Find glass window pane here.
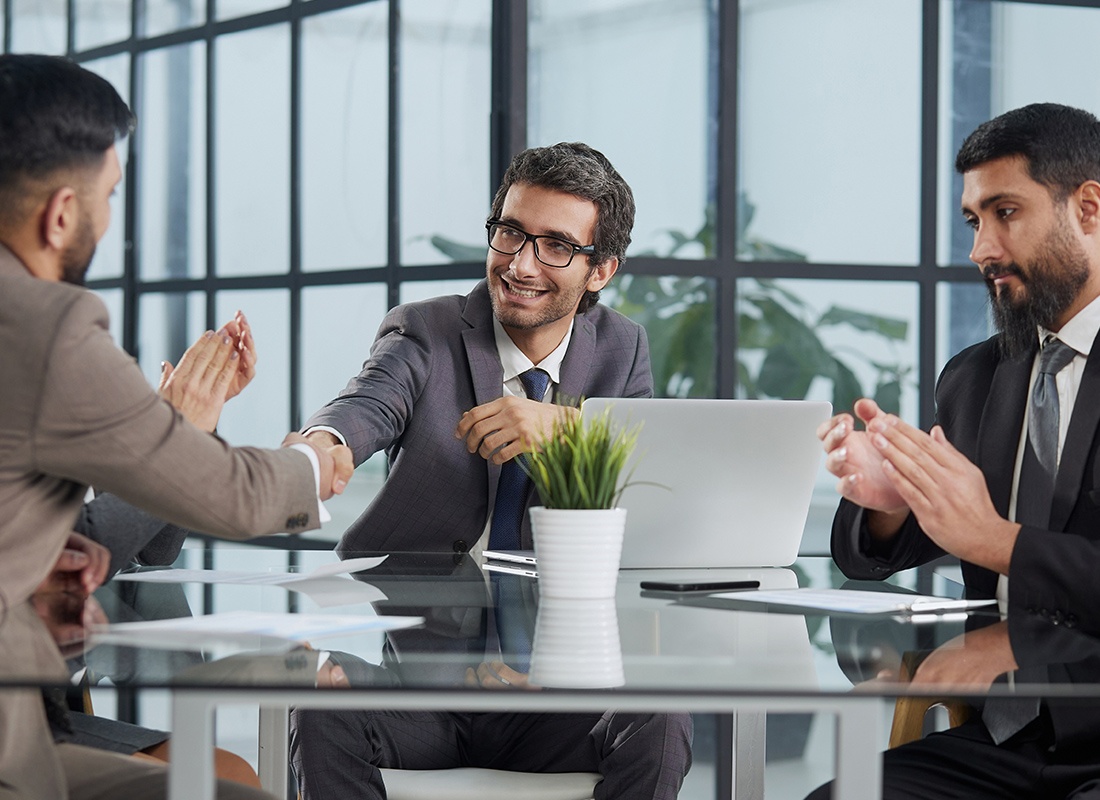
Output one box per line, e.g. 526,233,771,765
143,0,206,38
10,0,65,54
602,275,716,398
301,284,389,543
938,0,1100,266
84,55,130,283
215,25,289,277
737,278,918,420
936,282,993,375
739,278,918,555
137,291,207,388
74,0,130,51
138,43,207,281
301,3,388,272
739,0,922,265
400,0,491,266
529,0,711,260
217,0,286,22
215,290,290,446
399,278,480,306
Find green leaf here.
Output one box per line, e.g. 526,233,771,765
427,235,485,263
874,379,902,415
817,306,908,341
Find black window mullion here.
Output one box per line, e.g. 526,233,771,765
715,0,739,400
386,0,400,309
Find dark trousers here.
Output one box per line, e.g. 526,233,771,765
290,708,693,800
806,718,1100,800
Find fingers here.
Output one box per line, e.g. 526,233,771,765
329,445,353,495
157,360,173,394
454,400,502,450
854,398,884,425
285,433,353,500
65,532,110,594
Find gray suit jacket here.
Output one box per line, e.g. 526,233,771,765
306,280,653,555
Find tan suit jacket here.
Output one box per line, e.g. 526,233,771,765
0,244,315,799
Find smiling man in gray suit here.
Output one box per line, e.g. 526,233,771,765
292,144,692,800
0,53,352,799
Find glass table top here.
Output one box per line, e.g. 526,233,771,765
7,551,1099,704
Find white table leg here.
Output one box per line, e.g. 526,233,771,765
731,711,766,800
171,693,216,800
834,697,883,800
259,706,290,797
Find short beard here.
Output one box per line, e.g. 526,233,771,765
987,220,1090,360
59,214,97,287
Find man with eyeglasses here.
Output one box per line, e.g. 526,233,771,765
292,142,692,800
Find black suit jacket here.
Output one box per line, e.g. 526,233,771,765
832,329,1100,634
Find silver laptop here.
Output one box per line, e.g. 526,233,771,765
580,398,830,568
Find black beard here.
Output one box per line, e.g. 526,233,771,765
987,225,1090,360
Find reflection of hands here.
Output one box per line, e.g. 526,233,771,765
819,399,908,518
910,622,1017,691
455,398,575,465
867,415,1019,573
282,432,353,499
315,662,349,688
464,660,536,690
31,534,110,654
158,312,255,433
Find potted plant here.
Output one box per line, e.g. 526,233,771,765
520,405,641,599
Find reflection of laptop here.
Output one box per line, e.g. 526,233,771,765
483,550,537,566
580,398,830,568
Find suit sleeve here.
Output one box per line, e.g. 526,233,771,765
1009,526,1100,636
33,291,321,540
75,493,190,579
304,303,433,464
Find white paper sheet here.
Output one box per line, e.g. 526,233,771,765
90,610,422,650
110,556,389,606
709,587,996,615
113,555,387,585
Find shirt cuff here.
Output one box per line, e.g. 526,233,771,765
302,425,348,447
287,443,332,524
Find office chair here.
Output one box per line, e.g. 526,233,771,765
888,651,973,748
378,767,599,799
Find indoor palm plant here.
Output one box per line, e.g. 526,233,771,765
520,406,642,599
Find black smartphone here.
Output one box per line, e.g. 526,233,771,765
639,579,760,593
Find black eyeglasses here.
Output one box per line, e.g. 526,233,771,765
485,220,596,268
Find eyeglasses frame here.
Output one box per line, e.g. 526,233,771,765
485,219,597,269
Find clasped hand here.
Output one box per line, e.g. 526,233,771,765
455,397,575,464
31,532,110,655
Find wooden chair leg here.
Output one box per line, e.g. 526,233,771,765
137,741,263,788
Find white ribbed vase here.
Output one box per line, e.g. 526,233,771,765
529,507,627,599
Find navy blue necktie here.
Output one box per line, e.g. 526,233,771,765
983,337,1076,745
490,572,533,671
488,368,551,551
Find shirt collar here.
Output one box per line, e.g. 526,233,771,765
492,317,574,385
1039,292,1100,357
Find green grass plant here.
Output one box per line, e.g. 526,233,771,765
521,406,641,510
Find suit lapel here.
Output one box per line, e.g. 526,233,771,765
978,350,1032,517
556,312,596,406
460,282,506,503
1051,327,1100,531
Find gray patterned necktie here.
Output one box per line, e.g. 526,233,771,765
984,337,1076,745
1015,337,1077,529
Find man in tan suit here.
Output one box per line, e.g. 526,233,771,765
0,53,352,798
